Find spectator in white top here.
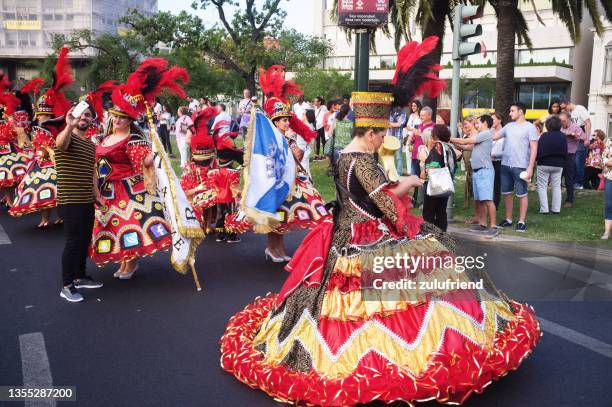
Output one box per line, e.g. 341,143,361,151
187,96,200,113
312,96,328,160
157,105,173,156
563,98,591,190
292,94,311,124
212,103,232,137
492,102,539,233
175,107,193,168
490,112,505,209
238,89,253,136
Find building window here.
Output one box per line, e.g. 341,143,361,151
54,14,63,20
605,43,612,84
516,83,570,110
43,14,52,20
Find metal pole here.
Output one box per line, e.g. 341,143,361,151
448,6,463,222
354,32,360,90
356,29,370,91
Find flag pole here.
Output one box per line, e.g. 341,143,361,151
145,104,202,291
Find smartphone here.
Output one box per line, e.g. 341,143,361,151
71,100,90,119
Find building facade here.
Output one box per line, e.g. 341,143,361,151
314,0,594,118
0,0,157,79
587,19,612,137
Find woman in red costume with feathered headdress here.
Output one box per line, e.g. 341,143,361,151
89,58,187,279
225,66,330,261
0,74,33,206
220,37,540,406
8,48,73,227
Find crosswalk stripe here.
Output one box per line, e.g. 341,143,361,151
521,256,612,291
19,332,55,407
539,317,612,359
0,223,10,245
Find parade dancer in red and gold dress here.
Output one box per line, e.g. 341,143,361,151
220,38,540,406
90,59,187,279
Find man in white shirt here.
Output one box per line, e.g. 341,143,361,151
292,94,311,124
312,96,328,160
238,89,252,136
188,96,200,113
564,99,591,189
212,103,232,137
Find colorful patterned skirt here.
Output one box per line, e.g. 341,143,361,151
9,158,57,216
220,220,541,405
225,173,331,234
0,143,31,188
90,174,172,265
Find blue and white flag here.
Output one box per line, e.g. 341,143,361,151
241,107,295,233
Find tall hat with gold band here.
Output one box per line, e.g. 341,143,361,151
190,106,218,162
34,47,74,117
352,36,446,129
109,58,188,120
259,65,317,143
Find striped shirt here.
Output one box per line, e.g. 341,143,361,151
54,134,96,204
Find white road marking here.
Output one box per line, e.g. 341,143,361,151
539,317,612,359
522,256,612,292
0,223,11,245
19,332,56,407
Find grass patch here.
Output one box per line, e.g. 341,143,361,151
163,135,606,242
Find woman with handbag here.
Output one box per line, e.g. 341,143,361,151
421,124,456,231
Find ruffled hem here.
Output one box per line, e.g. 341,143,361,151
220,294,541,406
9,200,57,217
90,240,171,266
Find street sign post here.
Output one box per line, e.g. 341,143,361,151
338,0,390,91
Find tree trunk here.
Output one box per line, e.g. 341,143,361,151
494,0,518,123
421,0,450,116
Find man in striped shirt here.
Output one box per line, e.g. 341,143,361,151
55,105,103,302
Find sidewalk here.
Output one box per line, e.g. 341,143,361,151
448,226,612,265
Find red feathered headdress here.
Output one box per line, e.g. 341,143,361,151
110,58,189,120
81,80,117,121
190,106,217,152
389,36,446,107
34,47,74,117
259,65,303,121
31,126,56,150
21,77,45,96
0,73,20,117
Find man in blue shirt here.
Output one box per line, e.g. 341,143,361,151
492,102,539,232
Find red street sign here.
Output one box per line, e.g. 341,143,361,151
338,0,389,28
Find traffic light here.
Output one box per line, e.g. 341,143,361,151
452,5,483,60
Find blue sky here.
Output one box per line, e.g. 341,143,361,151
157,0,315,35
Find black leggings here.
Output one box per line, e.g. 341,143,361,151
493,160,502,209
315,128,326,156
423,192,449,232
159,124,172,154
60,203,95,286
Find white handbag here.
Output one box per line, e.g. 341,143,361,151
426,143,455,197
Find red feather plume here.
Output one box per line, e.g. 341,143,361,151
158,66,189,100
389,36,446,107
0,74,11,93
53,47,74,91
259,65,302,103
21,78,45,95
289,113,317,144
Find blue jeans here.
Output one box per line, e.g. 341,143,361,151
575,143,587,186
605,179,612,220
395,134,404,175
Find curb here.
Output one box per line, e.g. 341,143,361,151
448,226,612,264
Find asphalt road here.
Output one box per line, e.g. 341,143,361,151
1,209,611,407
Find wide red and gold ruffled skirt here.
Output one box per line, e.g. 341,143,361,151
0,143,31,188
220,223,541,405
90,174,172,265
9,158,56,216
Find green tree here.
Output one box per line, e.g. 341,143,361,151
51,29,145,88
293,69,354,102
122,1,332,93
